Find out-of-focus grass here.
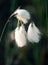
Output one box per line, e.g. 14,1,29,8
0,0,48,65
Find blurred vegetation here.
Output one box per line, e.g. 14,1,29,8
0,0,48,65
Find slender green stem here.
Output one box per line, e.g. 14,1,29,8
17,20,20,27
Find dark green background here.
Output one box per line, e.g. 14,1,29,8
0,0,48,65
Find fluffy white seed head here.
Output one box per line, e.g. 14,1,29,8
11,9,30,24
15,24,27,47
27,22,41,43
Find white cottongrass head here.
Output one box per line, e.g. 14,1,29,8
15,24,27,47
27,22,41,43
11,8,31,24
